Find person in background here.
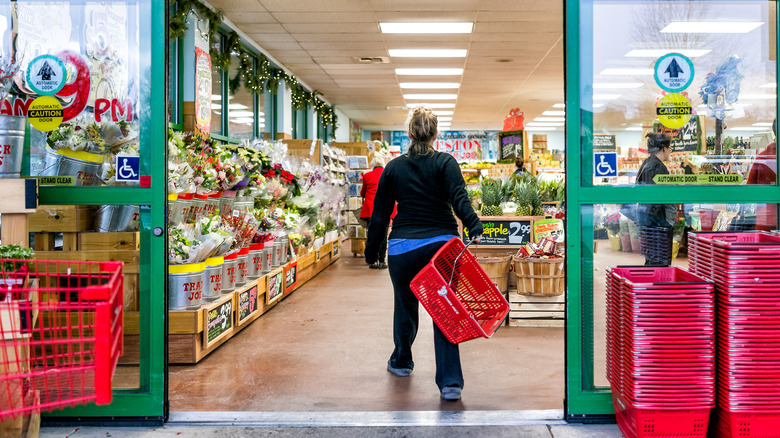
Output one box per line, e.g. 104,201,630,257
636,133,676,266
365,106,483,402
513,157,525,176
747,118,777,231
360,157,389,269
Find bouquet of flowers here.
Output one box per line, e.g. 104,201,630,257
604,212,621,235
0,56,19,102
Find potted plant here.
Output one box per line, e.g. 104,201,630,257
0,56,26,178
604,213,622,251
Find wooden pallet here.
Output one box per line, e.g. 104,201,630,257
506,292,564,327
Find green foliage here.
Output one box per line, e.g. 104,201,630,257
0,244,33,274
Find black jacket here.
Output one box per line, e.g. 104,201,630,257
635,154,676,227
364,151,483,264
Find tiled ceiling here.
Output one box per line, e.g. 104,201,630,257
207,0,564,131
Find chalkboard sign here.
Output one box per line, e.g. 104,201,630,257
332,241,339,257
463,218,533,246
204,297,233,348
237,285,259,326
266,268,284,305
285,261,298,292
654,116,702,153
497,130,523,161
593,134,616,151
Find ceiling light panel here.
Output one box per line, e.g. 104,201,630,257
407,103,456,109
437,117,452,121
380,22,473,34
553,103,566,108
660,21,763,34
526,122,565,127
389,49,467,58
534,117,566,122
433,110,454,116
403,93,458,100
400,82,460,89
543,110,566,116
395,68,464,75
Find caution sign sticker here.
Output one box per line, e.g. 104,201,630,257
656,93,692,129
28,96,64,132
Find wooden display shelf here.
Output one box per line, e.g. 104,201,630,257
166,238,341,364
506,292,565,327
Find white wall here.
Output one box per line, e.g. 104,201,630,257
334,108,350,142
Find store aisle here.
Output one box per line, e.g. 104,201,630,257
169,254,564,412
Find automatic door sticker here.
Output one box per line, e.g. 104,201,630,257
26,54,66,96
656,93,692,129
655,53,694,93
28,96,63,132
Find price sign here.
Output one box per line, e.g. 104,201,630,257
204,297,233,348
332,241,339,257
266,268,284,305
464,219,533,246
237,286,258,326
593,134,616,151
285,261,298,293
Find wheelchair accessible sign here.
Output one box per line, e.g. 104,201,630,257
594,152,618,178
115,155,140,183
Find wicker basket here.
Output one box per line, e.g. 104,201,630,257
512,256,565,296
475,253,512,293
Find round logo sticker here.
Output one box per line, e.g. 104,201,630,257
656,93,692,129
26,54,67,96
28,96,64,132
654,53,694,93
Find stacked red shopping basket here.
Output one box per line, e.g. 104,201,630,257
606,266,716,438
689,231,780,437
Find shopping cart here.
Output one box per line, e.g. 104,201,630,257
0,259,123,421
409,237,509,344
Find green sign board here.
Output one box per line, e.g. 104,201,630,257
38,176,75,186
653,174,744,185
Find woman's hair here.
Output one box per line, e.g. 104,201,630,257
646,133,671,154
406,106,437,156
515,157,524,168
370,156,385,168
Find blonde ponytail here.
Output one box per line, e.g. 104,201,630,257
406,106,438,156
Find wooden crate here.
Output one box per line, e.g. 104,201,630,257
507,292,564,327
79,232,140,251
31,250,140,274
27,205,96,233
283,139,321,164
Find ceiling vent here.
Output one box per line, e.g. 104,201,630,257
354,56,389,64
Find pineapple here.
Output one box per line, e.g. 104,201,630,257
514,182,533,216
530,189,545,216
480,179,503,216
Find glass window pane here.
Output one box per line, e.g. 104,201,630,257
168,39,178,124
582,1,777,187
584,202,778,389
210,36,223,135
227,55,254,140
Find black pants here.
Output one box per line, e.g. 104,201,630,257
365,218,388,263
387,240,463,390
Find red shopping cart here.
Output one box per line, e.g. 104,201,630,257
0,259,124,421
409,237,509,344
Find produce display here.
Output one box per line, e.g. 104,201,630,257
470,174,565,219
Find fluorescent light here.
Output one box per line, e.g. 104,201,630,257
395,68,463,76
439,122,452,127
524,126,558,131
230,117,254,124
403,93,458,100
729,127,765,131
438,117,452,121
739,93,777,99
592,103,604,108
593,94,621,100
433,110,454,116
593,83,643,89
600,68,654,76
380,22,473,34
761,83,776,88
438,127,451,131
389,49,467,58
534,117,566,122
228,103,249,110
753,122,774,127
211,95,222,101
625,127,644,131
229,110,254,117
625,49,711,58
526,122,565,127
660,21,763,34
543,110,566,116
553,103,566,108
407,103,456,109
400,82,460,89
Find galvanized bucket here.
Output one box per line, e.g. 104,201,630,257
204,193,221,218
168,262,205,310
247,244,264,279
202,257,224,302
219,191,236,218
279,235,289,264
38,146,63,177
56,149,103,186
176,193,194,224
0,116,26,178
167,194,180,224
94,204,141,232
271,240,281,267
261,246,272,274
191,195,208,222
235,247,250,286
221,254,239,293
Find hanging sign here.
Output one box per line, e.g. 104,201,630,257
27,96,63,132
655,53,694,93
463,219,533,246
656,93,692,129
204,297,233,348
26,55,66,96
195,47,212,134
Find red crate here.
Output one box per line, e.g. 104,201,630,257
715,409,780,438
409,238,509,344
613,391,712,438
0,259,123,420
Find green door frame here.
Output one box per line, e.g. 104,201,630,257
564,0,780,421
41,0,167,423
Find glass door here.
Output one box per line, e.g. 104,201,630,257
565,0,780,419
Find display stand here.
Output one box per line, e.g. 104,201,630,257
167,238,341,364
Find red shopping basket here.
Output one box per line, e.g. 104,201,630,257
0,259,123,420
409,237,509,344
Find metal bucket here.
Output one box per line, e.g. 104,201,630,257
57,149,103,186
202,257,224,302
176,193,194,224
261,246,272,274
235,247,250,286
247,244,264,279
168,262,205,310
38,146,63,177
0,116,26,178
191,194,208,222
232,200,253,218
219,191,236,218
271,240,281,267
221,254,238,292
279,235,289,264
167,193,180,224
94,204,140,232
204,193,221,218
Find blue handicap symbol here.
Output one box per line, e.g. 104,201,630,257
116,155,140,182
594,152,618,177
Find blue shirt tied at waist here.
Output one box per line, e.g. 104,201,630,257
387,235,458,256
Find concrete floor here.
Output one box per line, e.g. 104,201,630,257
168,254,565,412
